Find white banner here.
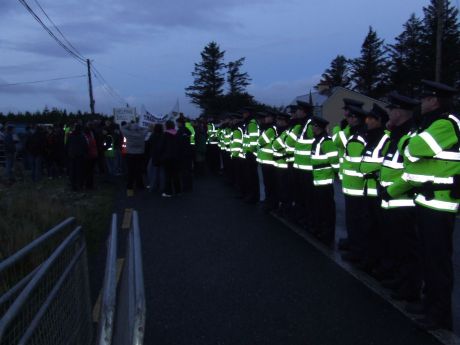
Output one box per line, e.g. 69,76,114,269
113,107,136,124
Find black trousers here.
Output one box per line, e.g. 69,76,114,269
69,156,84,191
344,195,366,257
84,158,97,189
275,167,290,211
163,160,181,195
416,205,456,328
382,207,421,294
361,196,385,265
180,156,193,192
207,144,220,173
292,169,314,224
261,163,276,208
126,154,145,190
243,154,260,201
312,184,336,244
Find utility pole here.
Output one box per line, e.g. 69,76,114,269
87,59,95,114
435,0,444,82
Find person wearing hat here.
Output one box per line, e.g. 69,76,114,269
355,103,391,273
272,112,292,215
385,80,459,330
340,105,369,262
291,100,315,226
310,116,339,246
256,111,278,212
377,92,422,302
240,106,260,203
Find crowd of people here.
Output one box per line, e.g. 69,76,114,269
205,79,459,332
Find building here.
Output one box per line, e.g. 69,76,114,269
292,86,387,129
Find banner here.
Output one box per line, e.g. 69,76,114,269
113,107,136,124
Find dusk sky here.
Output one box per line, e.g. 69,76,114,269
0,0,430,117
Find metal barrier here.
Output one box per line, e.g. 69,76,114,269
97,210,146,345
0,226,93,345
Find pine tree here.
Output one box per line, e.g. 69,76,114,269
227,57,252,95
317,55,351,89
420,0,460,86
351,27,389,98
185,41,226,113
388,14,425,96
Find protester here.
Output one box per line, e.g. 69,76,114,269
121,120,148,192
147,123,164,192
160,120,181,197
67,124,88,191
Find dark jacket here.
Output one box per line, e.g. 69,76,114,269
148,133,164,166
160,130,179,162
67,131,88,159
176,126,192,158
26,129,47,156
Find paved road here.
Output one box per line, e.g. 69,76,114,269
120,176,442,345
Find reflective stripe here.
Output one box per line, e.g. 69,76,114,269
327,151,338,158
260,148,274,153
233,139,243,144
314,166,333,171
419,132,443,154
383,159,404,169
404,146,420,163
274,162,288,169
286,157,295,162
342,188,364,196
339,131,348,147
261,132,270,144
331,163,340,169
288,132,298,141
372,134,390,159
415,195,458,212
342,169,364,177
297,138,314,144
332,133,338,141
366,188,378,196
362,156,384,163
380,181,393,187
258,159,275,165
314,179,334,186
381,199,415,208
402,173,454,184
294,164,313,170
344,156,362,163
276,137,286,148
434,151,460,161
295,150,311,156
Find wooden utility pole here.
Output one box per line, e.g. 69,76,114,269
87,59,95,114
435,0,444,82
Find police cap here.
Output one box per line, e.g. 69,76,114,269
421,80,458,99
347,105,368,118
296,100,313,112
367,103,389,124
343,98,364,110
311,116,329,129
387,91,420,110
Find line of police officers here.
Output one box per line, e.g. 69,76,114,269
206,80,459,331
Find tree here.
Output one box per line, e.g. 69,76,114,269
388,14,425,96
351,27,389,98
227,57,252,95
185,41,226,114
420,0,460,87
317,55,351,90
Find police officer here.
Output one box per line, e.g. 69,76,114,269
386,80,459,330
241,107,260,203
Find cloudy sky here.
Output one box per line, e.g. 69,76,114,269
0,0,429,117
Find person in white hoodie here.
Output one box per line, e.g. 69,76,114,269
121,120,148,191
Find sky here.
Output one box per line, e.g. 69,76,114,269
0,0,432,117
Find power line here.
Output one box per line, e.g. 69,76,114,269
17,0,86,65
0,75,86,87
91,65,126,104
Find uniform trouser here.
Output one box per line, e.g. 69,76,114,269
222,151,230,176
292,169,314,224
416,205,456,328
344,195,366,258
275,167,290,211
312,184,336,243
243,154,260,201
362,196,384,265
261,163,276,208
382,207,422,294
235,157,246,193
207,144,220,173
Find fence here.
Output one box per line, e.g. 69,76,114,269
97,210,146,345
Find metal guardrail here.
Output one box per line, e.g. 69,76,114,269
98,210,146,345
0,226,93,345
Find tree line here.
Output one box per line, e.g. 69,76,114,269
187,0,460,117
0,107,107,124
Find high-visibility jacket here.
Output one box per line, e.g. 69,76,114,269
186,121,195,146
103,134,115,158
230,127,245,159
293,119,314,171
222,128,232,152
332,125,351,180
388,112,460,213
272,128,290,169
207,123,218,145
380,121,416,209
242,118,260,157
359,129,390,197
257,125,277,165
311,134,339,186
342,127,367,196
285,122,303,163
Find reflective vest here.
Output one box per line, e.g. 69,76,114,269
230,127,245,159
332,125,351,180
389,113,460,213
242,118,260,156
342,131,366,196
186,122,195,145
272,128,290,169
311,135,339,186
293,119,314,171
207,123,218,145
122,136,127,155
222,128,233,152
359,130,390,197
257,126,277,165
285,123,302,163
104,134,115,158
